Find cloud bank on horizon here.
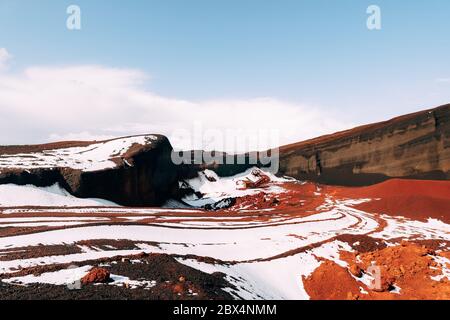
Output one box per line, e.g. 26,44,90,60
0,48,351,152
0,48,12,71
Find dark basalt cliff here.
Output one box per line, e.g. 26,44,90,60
70,136,179,206
0,135,179,206
277,104,450,185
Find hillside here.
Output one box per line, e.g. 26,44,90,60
278,104,450,185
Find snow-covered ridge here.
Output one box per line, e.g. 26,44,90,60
0,135,159,172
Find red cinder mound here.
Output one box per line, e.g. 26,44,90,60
81,267,111,285
332,179,450,223
304,242,450,300
303,260,362,300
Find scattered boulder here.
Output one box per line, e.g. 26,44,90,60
81,267,111,285
173,283,185,295
137,252,148,258
346,291,359,300
349,264,362,278
203,197,236,211
204,174,217,182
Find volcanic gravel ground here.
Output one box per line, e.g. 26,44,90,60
0,178,449,300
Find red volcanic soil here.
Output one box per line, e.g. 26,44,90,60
328,179,450,223
229,181,330,218
232,178,450,225
304,242,450,300
303,260,363,300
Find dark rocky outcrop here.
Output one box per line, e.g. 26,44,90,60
278,104,450,185
0,135,179,206
67,136,179,206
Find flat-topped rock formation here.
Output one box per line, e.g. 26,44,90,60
0,135,178,206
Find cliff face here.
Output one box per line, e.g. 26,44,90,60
68,137,179,206
278,104,450,185
0,135,179,206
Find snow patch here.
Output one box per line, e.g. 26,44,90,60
0,183,118,207
2,265,92,286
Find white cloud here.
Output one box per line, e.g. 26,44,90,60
0,48,12,71
48,131,115,142
436,78,450,83
0,63,352,152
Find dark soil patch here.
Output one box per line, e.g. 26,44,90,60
0,253,234,300
0,240,159,262
0,244,82,261
335,234,388,253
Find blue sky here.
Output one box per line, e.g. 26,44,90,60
0,0,449,148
